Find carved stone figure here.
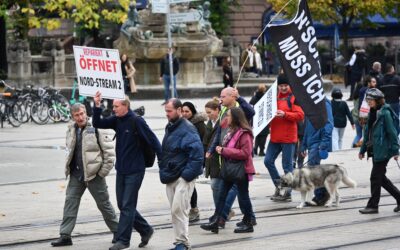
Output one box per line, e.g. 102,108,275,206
120,2,140,42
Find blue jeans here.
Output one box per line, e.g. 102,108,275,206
307,145,327,200
264,142,295,187
163,74,178,101
352,119,363,146
214,179,254,222
115,171,152,245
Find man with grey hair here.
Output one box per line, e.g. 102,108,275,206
93,91,162,250
369,61,383,85
51,103,118,247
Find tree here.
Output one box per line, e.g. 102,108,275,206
267,0,399,60
200,0,240,36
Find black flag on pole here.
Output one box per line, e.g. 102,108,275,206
267,0,327,129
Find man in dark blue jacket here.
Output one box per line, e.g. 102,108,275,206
159,98,203,250
93,91,162,250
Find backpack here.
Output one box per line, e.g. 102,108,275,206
115,116,156,168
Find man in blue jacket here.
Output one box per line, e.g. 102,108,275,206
159,98,203,250
301,98,334,206
93,91,162,250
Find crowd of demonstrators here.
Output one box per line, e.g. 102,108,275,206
49,61,400,249
182,101,207,223
249,84,269,156
358,88,400,214
264,74,304,202
92,92,162,250
222,56,234,88
201,107,256,234
331,88,354,151
160,48,180,105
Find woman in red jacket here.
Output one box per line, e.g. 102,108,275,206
200,107,256,234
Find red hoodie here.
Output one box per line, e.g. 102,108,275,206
270,89,304,143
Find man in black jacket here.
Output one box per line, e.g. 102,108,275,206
160,48,179,104
379,64,400,118
93,91,162,250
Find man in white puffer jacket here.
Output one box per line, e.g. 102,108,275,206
51,103,118,247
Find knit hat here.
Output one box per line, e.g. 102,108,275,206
182,101,197,115
277,74,289,85
331,88,343,99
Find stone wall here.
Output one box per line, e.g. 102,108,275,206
227,0,271,49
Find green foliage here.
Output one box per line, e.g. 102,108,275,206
202,0,240,36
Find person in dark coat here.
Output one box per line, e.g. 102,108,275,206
378,64,400,118
331,88,355,151
359,88,400,214
222,56,234,88
182,101,207,223
93,92,162,250
160,98,203,250
249,84,269,156
160,48,179,104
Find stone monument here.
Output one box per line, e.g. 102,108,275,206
114,1,223,85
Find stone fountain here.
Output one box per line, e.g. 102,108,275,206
114,1,224,86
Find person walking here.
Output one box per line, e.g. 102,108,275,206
369,61,383,86
300,98,334,206
51,103,118,247
160,48,179,104
331,88,355,151
222,56,234,88
93,92,162,250
249,84,269,156
358,88,400,214
200,107,256,234
264,74,304,202
182,101,207,223
159,98,204,250
206,87,256,227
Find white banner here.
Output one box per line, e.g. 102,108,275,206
253,82,277,137
73,46,125,100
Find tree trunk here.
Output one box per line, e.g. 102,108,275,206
0,16,7,79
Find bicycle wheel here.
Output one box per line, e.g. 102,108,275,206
7,105,21,127
48,107,62,122
31,101,49,125
10,102,25,125
14,101,30,123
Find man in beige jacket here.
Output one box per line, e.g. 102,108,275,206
51,103,118,247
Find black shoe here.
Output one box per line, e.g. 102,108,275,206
234,224,254,233
51,236,72,247
138,228,154,248
200,220,219,234
359,207,379,214
218,218,225,229
236,218,257,227
259,152,265,156
112,232,117,244
394,205,400,213
109,242,130,250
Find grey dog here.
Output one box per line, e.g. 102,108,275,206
279,164,357,209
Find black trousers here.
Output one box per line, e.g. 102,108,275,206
367,159,400,208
